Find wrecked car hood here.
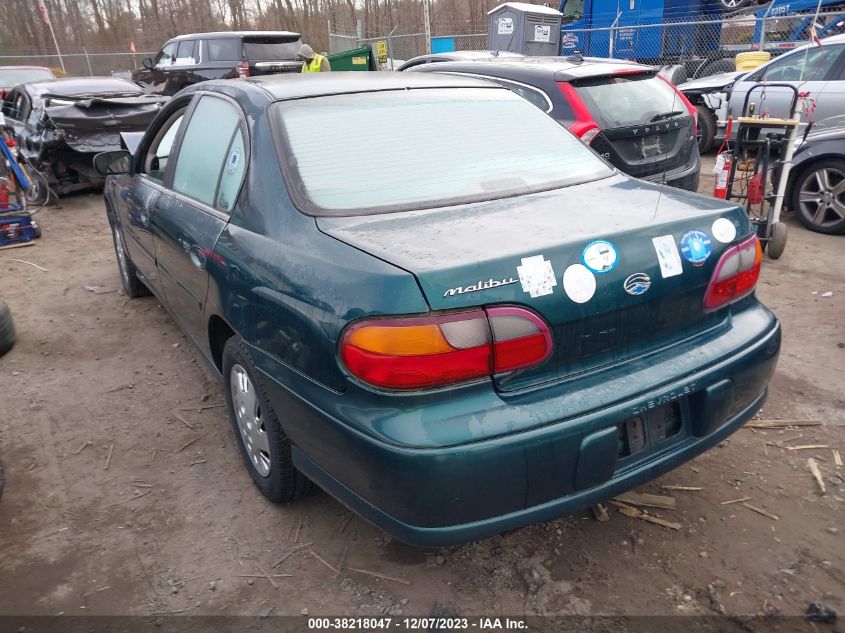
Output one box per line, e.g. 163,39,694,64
679,71,745,94
43,94,168,153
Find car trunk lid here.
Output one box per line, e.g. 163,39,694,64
566,71,696,180
243,35,303,75
318,175,752,392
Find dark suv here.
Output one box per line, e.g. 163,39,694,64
132,31,303,95
408,56,701,191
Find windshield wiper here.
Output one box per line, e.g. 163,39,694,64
648,110,685,122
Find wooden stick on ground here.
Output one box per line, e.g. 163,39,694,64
661,485,703,491
591,503,611,522
177,433,208,453
348,567,411,585
104,443,114,470
610,501,681,530
786,444,830,451
741,502,779,521
745,420,820,429
256,564,279,589
613,492,676,510
173,412,196,430
73,440,92,455
720,497,751,505
808,458,826,494
8,258,48,272
832,450,842,468
308,549,340,575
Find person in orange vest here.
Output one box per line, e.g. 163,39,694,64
298,44,331,73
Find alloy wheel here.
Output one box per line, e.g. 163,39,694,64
798,167,845,230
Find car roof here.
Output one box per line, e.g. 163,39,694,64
0,65,54,71
23,77,143,96
408,50,525,63
168,31,300,41
409,55,655,81
244,72,502,100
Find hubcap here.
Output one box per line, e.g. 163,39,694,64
798,167,845,229
230,364,271,477
113,226,131,287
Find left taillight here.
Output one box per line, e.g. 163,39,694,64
657,74,697,137
237,61,250,78
703,235,762,311
339,306,553,391
557,81,601,146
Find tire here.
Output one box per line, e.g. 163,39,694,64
31,219,42,239
0,300,16,358
110,223,150,298
222,336,312,503
719,0,752,10
696,105,717,154
23,169,49,206
700,58,736,77
767,222,787,259
791,159,845,235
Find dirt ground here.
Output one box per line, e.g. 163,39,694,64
1,156,843,625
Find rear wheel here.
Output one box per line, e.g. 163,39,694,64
0,299,16,358
767,222,787,259
696,105,717,154
222,336,312,503
792,159,845,235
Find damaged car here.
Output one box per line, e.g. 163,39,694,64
1,77,168,204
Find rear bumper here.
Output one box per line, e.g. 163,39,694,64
639,148,701,192
255,305,780,547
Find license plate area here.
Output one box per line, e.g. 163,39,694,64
617,401,684,460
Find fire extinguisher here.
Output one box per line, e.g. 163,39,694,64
713,117,733,200
713,152,731,199
0,180,11,210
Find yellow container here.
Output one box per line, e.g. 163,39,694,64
735,51,771,72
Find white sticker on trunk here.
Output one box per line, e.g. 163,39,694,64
562,264,596,304
652,235,683,278
711,217,737,243
517,255,557,298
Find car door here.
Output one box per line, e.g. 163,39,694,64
728,44,845,120
115,105,187,294
153,93,247,346
164,39,200,94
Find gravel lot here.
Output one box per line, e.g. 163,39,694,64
1,156,843,623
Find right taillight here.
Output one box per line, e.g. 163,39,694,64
339,306,553,391
237,61,250,78
557,81,601,145
703,235,762,311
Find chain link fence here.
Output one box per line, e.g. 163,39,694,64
0,50,156,78
330,8,844,74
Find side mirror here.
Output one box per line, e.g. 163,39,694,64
94,150,131,175
142,57,154,70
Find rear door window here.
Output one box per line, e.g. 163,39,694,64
572,73,683,129
175,40,198,65
243,37,301,60
172,95,244,209
207,38,242,62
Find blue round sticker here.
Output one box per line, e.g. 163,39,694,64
581,240,618,274
679,230,712,266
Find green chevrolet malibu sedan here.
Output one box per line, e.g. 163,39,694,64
95,73,780,546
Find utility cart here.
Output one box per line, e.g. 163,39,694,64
725,83,804,260
0,112,40,249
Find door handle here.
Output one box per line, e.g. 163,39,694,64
189,244,207,270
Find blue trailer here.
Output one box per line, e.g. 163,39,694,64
559,0,845,78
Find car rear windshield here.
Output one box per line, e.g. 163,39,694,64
0,68,54,88
270,88,614,215
573,72,685,129
243,37,301,60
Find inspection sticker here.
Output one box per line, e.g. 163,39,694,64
581,240,618,274
679,229,713,266
226,148,241,174
652,235,683,278
562,264,596,304
516,255,557,298
711,217,737,243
